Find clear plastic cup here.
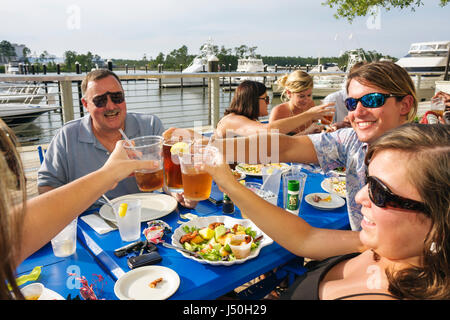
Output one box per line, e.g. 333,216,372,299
282,165,307,214
179,145,217,201
114,199,142,242
20,283,52,300
51,218,77,257
124,135,164,192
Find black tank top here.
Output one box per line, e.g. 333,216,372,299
281,253,397,300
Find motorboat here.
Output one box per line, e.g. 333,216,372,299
0,104,60,127
0,83,45,104
4,61,22,74
396,41,450,73
232,55,270,85
236,56,265,73
160,39,222,88
272,50,365,97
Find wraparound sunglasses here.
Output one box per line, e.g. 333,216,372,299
91,91,125,108
367,175,430,215
345,93,405,111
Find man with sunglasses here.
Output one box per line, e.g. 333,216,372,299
214,61,417,230
37,69,196,209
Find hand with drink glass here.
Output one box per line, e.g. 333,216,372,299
102,140,166,190
304,102,335,126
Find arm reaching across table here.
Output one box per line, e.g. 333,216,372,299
201,157,365,261
16,140,160,266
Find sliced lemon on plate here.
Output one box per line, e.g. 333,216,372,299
118,203,128,218
170,142,190,155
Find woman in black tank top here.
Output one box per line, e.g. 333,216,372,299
207,124,449,300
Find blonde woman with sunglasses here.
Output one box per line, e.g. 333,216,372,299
206,123,449,300
215,80,334,138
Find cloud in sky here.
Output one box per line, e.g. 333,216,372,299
1,0,449,60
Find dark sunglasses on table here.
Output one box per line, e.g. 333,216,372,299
259,96,270,104
91,91,125,108
366,175,430,215
345,93,405,111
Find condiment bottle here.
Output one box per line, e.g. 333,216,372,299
286,180,300,215
222,193,235,214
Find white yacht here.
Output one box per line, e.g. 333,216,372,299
236,56,265,73
0,104,60,127
160,39,218,88
396,41,450,73
233,55,270,84
4,61,21,74
0,83,45,104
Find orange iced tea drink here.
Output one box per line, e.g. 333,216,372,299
163,142,183,192
135,167,164,192
124,135,164,192
181,169,213,201
179,145,217,201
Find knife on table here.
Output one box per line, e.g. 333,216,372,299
162,242,204,259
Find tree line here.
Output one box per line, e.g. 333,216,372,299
1,40,397,73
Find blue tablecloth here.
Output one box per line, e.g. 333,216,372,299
17,168,349,300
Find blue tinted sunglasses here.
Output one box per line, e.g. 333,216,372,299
345,93,404,111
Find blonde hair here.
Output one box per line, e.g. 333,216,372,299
277,70,313,102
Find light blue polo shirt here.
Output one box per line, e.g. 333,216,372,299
308,128,368,231
38,112,164,208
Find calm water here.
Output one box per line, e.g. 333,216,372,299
11,77,287,146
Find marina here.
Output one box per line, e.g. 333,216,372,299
1,65,445,147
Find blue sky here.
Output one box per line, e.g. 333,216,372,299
1,0,449,60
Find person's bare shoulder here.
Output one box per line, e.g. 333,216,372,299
269,103,291,122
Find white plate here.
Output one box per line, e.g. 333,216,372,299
235,163,291,177
305,193,345,210
114,266,180,300
231,169,246,180
171,215,273,266
43,288,65,300
99,193,177,223
321,177,347,198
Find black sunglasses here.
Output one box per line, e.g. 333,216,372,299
367,175,429,215
259,96,270,104
91,91,125,108
345,93,404,111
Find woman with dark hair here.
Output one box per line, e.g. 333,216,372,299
206,123,450,299
215,80,334,138
0,119,159,299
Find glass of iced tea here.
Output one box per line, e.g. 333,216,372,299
179,145,217,201
125,135,164,192
163,138,189,193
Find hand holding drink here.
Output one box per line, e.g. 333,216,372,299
179,144,218,201
124,135,164,192
307,102,335,125
163,139,190,192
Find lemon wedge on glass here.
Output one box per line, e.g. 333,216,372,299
170,142,189,155
118,203,128,218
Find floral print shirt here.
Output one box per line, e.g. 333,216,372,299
308,128,368,230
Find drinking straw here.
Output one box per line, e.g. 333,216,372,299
118,128,132,146
102,194,116,213
118,128,142,159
